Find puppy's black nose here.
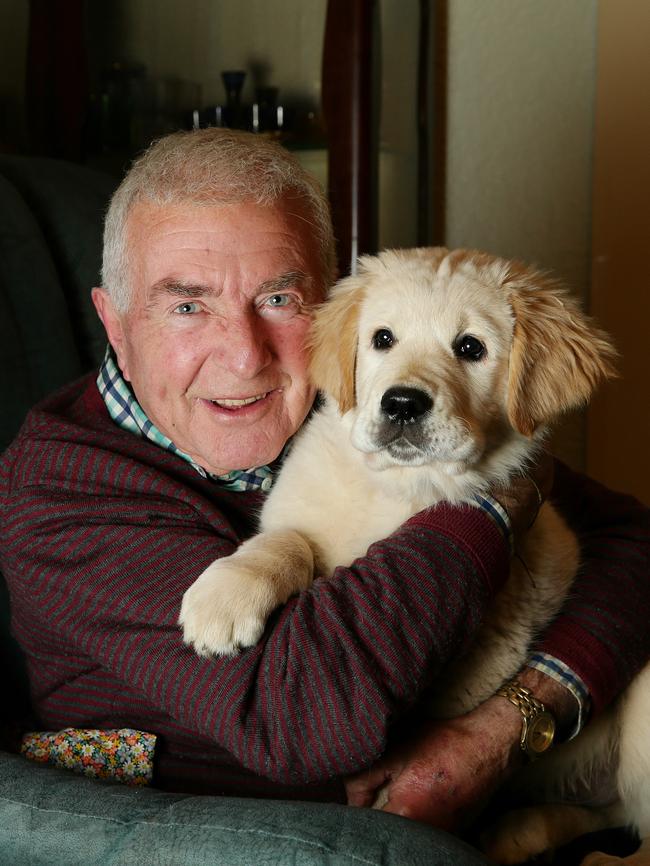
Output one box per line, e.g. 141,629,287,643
380,387,433,424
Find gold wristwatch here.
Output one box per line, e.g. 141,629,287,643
496,678,556,760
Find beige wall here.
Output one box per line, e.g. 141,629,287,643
445,0,598,467
446,1,598,288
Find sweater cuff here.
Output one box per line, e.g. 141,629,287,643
406,503,510,595
536,621,620,716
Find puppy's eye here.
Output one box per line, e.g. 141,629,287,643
373,328,395,350
454,334,486,361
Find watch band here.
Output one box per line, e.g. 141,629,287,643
496,677,555,759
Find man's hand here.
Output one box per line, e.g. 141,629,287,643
345,695,524,831
346,669,578,831
492,450,555,539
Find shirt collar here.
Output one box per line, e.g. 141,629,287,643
96,347,276,492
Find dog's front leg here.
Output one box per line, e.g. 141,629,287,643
481,802,627,865
179,530,315,656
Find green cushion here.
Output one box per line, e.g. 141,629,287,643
0,156,115,371
0,172,83,451
0,751,489,866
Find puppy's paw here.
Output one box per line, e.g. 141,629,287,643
179,558,281,656
580,854,628,866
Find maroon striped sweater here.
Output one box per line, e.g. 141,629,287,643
1,375,649,799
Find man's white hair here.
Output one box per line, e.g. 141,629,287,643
102,127,336,312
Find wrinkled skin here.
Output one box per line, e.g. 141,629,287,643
346,696,523,831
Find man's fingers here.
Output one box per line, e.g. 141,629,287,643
345,765,394,807
382,788,459,831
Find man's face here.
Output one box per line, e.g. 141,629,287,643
93,199,325,474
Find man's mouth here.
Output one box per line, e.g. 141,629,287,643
210,392,270,409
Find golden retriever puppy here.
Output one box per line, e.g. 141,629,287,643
180,247,648,860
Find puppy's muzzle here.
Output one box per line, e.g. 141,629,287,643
380,386,433,425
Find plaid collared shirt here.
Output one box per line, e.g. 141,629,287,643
96,348,275,492
96,345,589,730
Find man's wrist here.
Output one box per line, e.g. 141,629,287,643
490,452,555,539
496,677,558,760
470,693,529,772
479,668,579,768
510,667,579,741
526,652,590,738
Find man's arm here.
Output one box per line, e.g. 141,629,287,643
537,459,650,713
346,666,577,829
2,436,510,788
347,461,650,826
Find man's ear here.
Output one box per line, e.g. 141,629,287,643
308,275,365,414
505,269,618,436
91,287,131,381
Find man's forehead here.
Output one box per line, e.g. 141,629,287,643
128,200,317,260
126,198,322,294
128,197,308,236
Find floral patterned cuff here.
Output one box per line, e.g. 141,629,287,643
21,727,156,786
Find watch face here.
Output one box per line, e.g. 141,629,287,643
528,713,556,755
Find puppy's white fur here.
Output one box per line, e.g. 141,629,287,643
180,247,647,861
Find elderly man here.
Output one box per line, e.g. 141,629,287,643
1,129,649,844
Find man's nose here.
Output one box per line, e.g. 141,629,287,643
214,311,273,378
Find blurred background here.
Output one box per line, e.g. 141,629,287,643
0,0,648,502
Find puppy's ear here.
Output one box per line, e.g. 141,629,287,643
308,276,365,414
506,269,617,436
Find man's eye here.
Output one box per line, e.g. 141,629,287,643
258,293,302,317
266,294,292,308
174,302,201,315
